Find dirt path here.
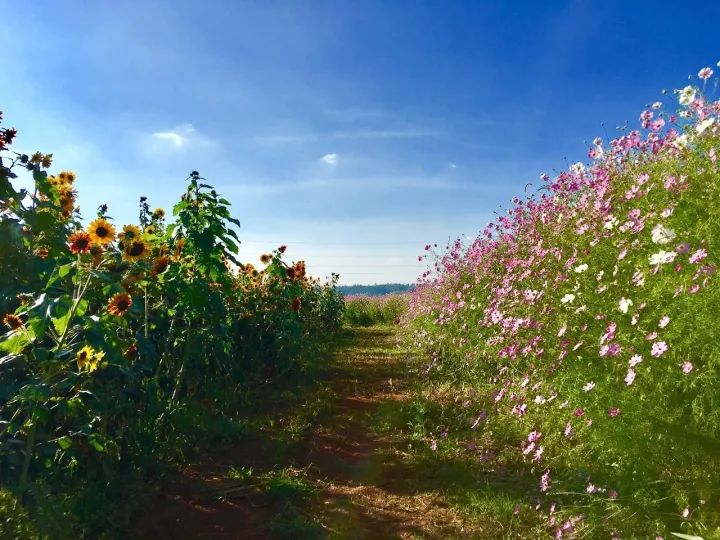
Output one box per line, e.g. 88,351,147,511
138,327,475,539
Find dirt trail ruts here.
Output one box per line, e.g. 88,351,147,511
138,327,474,539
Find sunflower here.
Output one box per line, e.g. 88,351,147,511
151,255,170,276
68,231,92,254
144,224,157,236
123,239,150,262
58,185,77,216
57,170,77,185
89,244,104,266
107,292,132,316
2,313,24,330
88,217,116,245
152,208,165,220
118,224,141,243
260,253,272,264
76,345,104,372
291,297,302,312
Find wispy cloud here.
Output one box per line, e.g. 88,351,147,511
152,124,197,147
320,153,339,165
332,128,445,140
149,124,217,152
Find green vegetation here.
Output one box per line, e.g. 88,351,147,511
343,294,409,326
0,116,343,537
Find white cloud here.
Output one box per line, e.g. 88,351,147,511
448,162,457,169
151,124,197,148
320,153,339,166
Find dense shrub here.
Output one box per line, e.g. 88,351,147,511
0,113,343,535
408,65,720,537
343,293,409,326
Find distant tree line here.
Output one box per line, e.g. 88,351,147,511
337,283,414,297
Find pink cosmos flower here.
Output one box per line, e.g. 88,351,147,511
528,430,542,443
698,67,714,80
651,341,669,357
658,316,670,328
689,249,708,263
583,381,595,392
629,354,643,367
681,361,693,374
608,489,618,500
573,408,585,417
540,470,551,492
676,243,691,254
625,369,636,385
608,407,621,417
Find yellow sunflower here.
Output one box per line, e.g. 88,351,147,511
118,224,141,242
107,292,132,316
57,170,77,185
88,218,116,245
76,345,104,372
144,224,157,236
123,239,150,262
260,253,272,264
152,208,165,220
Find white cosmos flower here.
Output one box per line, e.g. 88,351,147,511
696,117,716,135
574,263,588,273
678,85,696,106
651,224,676,245
649,250,677,265
674,134,689,149
560,293,576,304
618,297,633,314
604,216,619,230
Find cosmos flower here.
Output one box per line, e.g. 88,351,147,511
618,297,633,313
689,249,708,264
651,341,669,357
649,250,676,265
583,381,595,392
681,361,693,374
651,224,676,245
698,67,714,80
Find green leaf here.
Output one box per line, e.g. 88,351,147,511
57,436,72,450
670,534,704,540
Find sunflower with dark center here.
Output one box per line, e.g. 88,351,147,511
118,224,141,243
123,239,150,262
152,208,165,220
291,297,302,312
88,217,116,245
107,293,132,316
151,256,170,276
68,231,92,254
2,313,24,330
57,170,77,184
260,253,272,264
76,345,104,372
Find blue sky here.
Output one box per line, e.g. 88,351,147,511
3,1,718,284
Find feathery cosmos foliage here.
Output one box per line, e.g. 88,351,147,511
408,64,720,537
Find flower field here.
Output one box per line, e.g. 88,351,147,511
0,117,343,536
407,65,720,538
